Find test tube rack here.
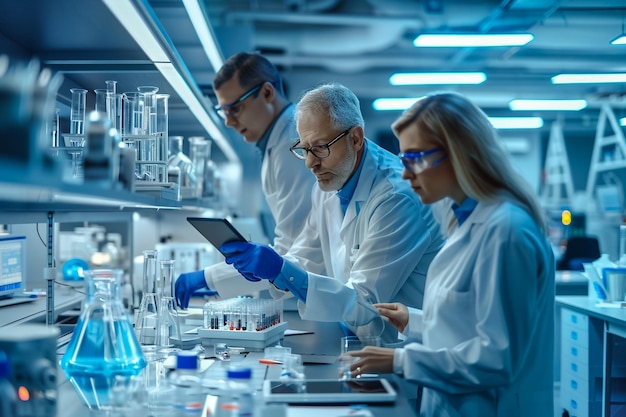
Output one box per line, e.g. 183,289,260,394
198,321,288,350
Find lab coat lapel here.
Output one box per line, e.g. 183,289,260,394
340,141,376,234
261,105,294,186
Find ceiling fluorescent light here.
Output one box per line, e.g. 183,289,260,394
182,0,224,72
372,97,424,111
552,73,626,84
509,99,587,111
610,33,626,45
414,33,534,47
620,117,626,127
155,63,239,164
389,72,486,85
102,0,169,62
488,117,543,129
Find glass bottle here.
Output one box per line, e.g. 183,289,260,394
135,250,159,350
59,269,146,410
156,259,182,355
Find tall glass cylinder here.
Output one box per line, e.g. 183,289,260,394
59,269,146,410
70,88,87,135
135,250,159,349
188,136,207,198
155,93,169,183
137,86,158,135
122,92,143,137
156,259,182,353
94,89,107,114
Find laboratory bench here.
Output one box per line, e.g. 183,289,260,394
54,310,420,417
0,285,83,328
556,295,626,417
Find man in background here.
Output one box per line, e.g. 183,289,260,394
175,52,315,307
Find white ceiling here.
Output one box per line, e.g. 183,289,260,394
198,0,626,134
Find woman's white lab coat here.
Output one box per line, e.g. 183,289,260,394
203,105,315,296
397,200,555,417
280,141,444,342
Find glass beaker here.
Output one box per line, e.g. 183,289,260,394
59,269,146,410
156,259,182,355
135,250,159,349
70,88,87,135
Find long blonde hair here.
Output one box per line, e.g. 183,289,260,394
392,92,546,233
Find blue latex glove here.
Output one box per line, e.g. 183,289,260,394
220,241,283,282
175,270,208,309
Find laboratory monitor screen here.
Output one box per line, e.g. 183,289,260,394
0,236,26,299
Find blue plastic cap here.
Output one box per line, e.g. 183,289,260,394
176,351,199,370
227,367,252,379
0,351,11,378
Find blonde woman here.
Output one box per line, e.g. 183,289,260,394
347,92,555,417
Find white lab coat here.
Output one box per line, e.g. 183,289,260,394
203,105,315,296
277,140,444,343
396,200,555,417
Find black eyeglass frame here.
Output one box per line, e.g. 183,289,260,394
213,84,263,119
289,127,354,160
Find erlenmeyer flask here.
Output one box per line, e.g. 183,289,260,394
59,269,146,410
156,259,182,355
135,250,159,350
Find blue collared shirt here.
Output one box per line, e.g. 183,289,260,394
336,141,368,215
255,104,293,159
452,196,478,226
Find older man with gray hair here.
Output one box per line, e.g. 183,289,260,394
220,82,444,343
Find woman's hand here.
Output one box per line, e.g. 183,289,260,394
374,302,409,333
346,347,395,377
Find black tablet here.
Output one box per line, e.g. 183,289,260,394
262,378,397,404
186,217,247,256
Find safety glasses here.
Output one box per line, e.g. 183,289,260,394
214,84,263,119
399,148,446,174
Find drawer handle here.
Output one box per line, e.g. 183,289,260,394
571,314,577,323
571,363,578,372
570,380,578,390
570,399,577,409
571,347,578,356
570,330,578,340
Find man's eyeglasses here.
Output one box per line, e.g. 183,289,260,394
214,84,263,119
289,127,353,160
399,148,446,174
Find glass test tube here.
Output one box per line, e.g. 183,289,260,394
50,107,60,148
94,89,107,114
70,88,87,135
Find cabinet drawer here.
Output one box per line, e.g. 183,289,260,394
561,339,590,369
561,309,589,332
562,322,589,350
561,372,590,417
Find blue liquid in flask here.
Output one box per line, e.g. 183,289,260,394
60,269,146,410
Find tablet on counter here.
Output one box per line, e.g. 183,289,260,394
186,217,247,256
262,378,397,404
